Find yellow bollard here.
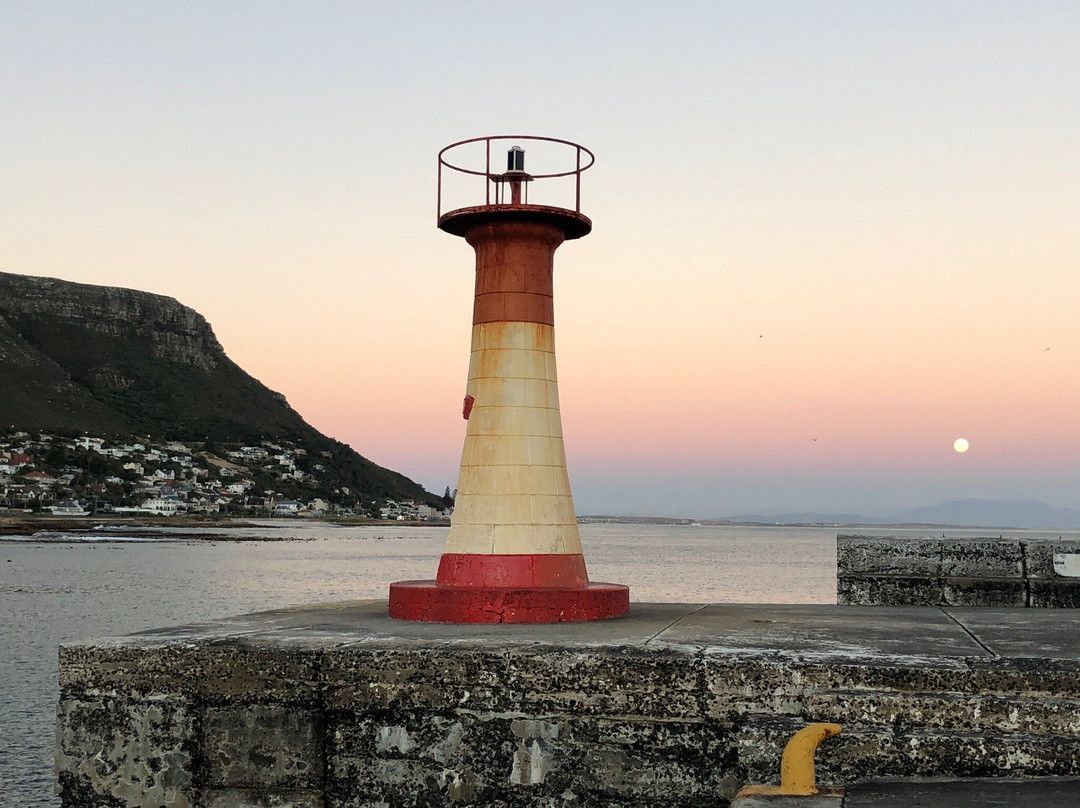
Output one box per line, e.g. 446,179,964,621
737,722,843,798
779,723,842,794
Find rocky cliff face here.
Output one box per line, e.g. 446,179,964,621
0,270,436,503
0,272,222,373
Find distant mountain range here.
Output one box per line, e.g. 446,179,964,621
724,499,1080,529
893,499,1080,529
0,271,441,506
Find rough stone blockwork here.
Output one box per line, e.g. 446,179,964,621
837,536,1080,607
57,602,1080,807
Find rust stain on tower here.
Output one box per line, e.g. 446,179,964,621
389,135,630,623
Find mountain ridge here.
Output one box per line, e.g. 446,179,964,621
0,270,440,506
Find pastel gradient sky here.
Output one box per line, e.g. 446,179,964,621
2,2,1077,517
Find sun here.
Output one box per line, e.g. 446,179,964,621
953,437,970,453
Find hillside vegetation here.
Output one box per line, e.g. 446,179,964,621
0,271,442,507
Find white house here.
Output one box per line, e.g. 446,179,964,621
273,500,300,517
141,497,184,516
415,503,440,520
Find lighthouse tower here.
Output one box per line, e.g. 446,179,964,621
389,135,630,623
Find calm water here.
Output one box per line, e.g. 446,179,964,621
3,521,1077,805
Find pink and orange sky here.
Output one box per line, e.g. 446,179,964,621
1,2,1077,517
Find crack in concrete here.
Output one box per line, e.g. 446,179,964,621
644,603,709,645
939,607,998,658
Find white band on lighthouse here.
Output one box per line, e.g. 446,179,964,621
447,321,582,557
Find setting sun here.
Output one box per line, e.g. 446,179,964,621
954,438,970,453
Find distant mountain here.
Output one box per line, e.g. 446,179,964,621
894,499,1080,529
0,271,441,506
718,500,1080,529
724,512,876,525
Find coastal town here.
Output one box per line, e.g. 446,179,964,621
0,430,452,521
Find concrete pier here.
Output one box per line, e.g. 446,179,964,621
58,601,1080,807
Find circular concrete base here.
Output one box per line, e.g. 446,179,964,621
388,580,630,623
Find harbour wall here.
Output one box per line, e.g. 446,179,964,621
837,535,1080,607
57,600,1080,807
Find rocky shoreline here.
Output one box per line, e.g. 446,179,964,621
0,514,266,541
0,513,449,540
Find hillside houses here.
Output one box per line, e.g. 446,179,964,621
378,499,444,521
0,431,451,521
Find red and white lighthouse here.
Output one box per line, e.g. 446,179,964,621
389,135,630,623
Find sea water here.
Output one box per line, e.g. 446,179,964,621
2,522,1077,805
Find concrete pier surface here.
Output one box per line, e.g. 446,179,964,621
58,601,1080,806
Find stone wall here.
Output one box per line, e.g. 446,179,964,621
837,535,1080,607
56,602,1080,807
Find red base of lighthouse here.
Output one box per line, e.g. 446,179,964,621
388,580,629,624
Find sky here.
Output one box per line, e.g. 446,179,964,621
1,1,1077,518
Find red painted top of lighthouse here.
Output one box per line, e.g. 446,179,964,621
437,135,594,240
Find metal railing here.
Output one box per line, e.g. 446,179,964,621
437,135,595,224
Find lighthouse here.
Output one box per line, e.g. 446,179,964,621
389,135,630,623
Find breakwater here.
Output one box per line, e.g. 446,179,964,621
6,523,843,807
838,535,1080,607
58,600,1080,807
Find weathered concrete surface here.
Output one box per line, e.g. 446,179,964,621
58,601,1080,807
730,794,842,808
837,535,1080,607
732,777,1080,807
843,777,1080,807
